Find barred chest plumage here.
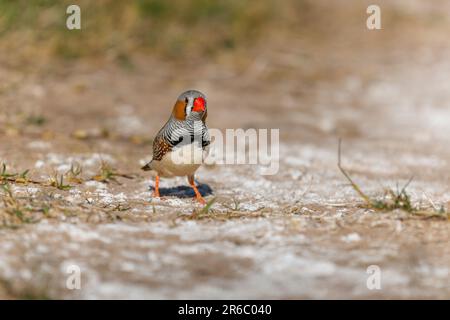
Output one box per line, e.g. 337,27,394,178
148,115,210,177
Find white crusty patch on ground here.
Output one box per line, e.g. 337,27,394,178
115,138,450,214
41,153,116,173
27,140,51,150
0,219,447,299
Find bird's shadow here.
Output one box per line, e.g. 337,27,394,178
149,182,213,198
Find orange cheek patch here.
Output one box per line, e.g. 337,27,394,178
172,100,186,120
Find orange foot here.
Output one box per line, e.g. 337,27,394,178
194,193,206,205
152,191,160,198
188,175,206,204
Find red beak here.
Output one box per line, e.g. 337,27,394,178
192,97,206,112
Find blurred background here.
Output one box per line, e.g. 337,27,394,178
1,0,450,144
0,0,449,299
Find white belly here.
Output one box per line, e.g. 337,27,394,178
151,144,209,177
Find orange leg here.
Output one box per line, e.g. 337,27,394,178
152,175,160,198
188,175,206,204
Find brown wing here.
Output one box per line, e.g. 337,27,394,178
141,135,173,171
151,135,172,161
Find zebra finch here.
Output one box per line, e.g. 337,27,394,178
141,90,210,204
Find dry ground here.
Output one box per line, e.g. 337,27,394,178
0,1,449,299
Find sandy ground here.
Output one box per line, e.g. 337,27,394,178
0,1,449,299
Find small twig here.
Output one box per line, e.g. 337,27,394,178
421,191,439,211
90,160,135,184
337,139,372,207
337,140,449,219
400,176,414,195
189,197,217,219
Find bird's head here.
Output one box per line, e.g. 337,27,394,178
172,90,207,122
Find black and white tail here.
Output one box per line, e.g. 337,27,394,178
141,161,152,171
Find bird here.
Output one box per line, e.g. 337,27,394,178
141,90,210,204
